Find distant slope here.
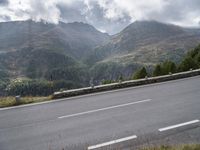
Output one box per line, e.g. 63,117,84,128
0,20,109,82
0,20,200,86
0,21,55,53
0,20,109,59
87,21,200,65
28,21,109,59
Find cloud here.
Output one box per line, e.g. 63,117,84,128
156,0,200,27
57,0,87,23
0,0,200,34
0,0,8,6
0,15,10,21
28,0,61,23
56,0,132,33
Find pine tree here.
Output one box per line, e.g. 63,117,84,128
133,67,148,79
162,61,177,75
153,64,162,76
178,56,198,72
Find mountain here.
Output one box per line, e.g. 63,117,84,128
0,20,200,88
0,20,109,59
0,20,109,82
88,21,200,66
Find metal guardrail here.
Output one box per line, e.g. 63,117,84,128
52,69,200,99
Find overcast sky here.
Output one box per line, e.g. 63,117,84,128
0,0,200,34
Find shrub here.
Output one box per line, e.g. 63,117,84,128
178,56,198,72
6,79,53,96
153,64,162,76
133,67,148,79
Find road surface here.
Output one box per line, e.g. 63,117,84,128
0,76,200,150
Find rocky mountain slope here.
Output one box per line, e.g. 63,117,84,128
0,20,199,86
0,20,109,82
88,21,200,66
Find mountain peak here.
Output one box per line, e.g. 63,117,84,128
125,20,183,31
118,20,185,41
91,20,200,66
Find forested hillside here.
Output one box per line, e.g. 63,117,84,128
0,20,199,96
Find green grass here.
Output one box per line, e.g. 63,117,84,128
0,96,52,108
64,144,200,150
142,144,200,150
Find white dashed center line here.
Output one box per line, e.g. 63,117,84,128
88,135,137,150
58,99,151,119
159,120,200,132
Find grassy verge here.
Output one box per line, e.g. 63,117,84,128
142,144,200,150
0,96,52,108
61,144,200,150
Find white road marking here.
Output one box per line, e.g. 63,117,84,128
88,135,137,150
159,120,200,132
58,99,151,119
0,100,56,111
0,76,198,111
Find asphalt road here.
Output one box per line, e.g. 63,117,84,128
0,76,200,150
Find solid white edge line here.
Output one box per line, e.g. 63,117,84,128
0,76,198,111
58,99,151,119
88,135,137,150
159,120,200,132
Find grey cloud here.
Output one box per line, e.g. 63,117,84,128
57,0,200,34
0,0,8,6
57,1,87,23
57,1,131,34
0,15,10,21
164,0,200,20
1,0,200,34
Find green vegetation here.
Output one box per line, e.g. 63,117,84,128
178,57,197,72
178,46,200,71
0,78,83,97
0,21,200,108
101,80,116,85
0,20,200,97
133,67,148,79
0,96,51,108
96,144,200,150
6,78,53,96
152,44,200,76
94,62,141,85
153,61,177,76
0,44,200,97
102,44,200,83
142,144,200,150
91,62,124,82
162,61,177,74
153,64,162,76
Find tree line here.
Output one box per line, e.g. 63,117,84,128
103,44,200,83
133,44,200,79
0,44,199,96
0,79,81,96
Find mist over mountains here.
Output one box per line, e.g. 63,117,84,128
0,20,200,87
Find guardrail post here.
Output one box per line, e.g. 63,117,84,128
90,78,94,89
52,69,200,99
145,76,148,80
15,95,21,104
119,79,122,84
90,82,94,89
